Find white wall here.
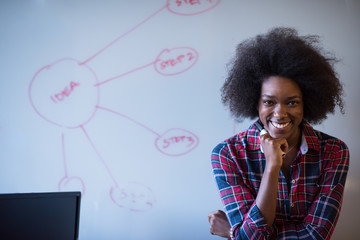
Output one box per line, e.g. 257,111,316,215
0,0,359,239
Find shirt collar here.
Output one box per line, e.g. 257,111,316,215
248,119,319,154
299,133,308,154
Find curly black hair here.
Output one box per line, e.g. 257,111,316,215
221,27,345,124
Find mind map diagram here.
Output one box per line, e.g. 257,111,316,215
28,0,221,212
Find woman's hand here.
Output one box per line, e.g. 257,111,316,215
208,210,231,238
259,130,288,169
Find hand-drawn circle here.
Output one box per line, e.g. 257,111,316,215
154,47,198,76
29,58,99,128
110,182,155,212
167,0,221,16
155,128,199,156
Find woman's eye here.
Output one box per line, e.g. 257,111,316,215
263,100,274,105
288,101,299,106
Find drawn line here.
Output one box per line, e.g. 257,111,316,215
80,125,119,188
94,61,157,87
80,4,168,65
96,106,161,137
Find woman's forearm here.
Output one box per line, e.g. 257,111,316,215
255,164,281,226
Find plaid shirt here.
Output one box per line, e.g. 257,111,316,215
211,120,349,240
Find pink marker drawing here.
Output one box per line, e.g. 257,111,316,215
94,47,199,87
167,0,221,16
97,106,200,158
58,133,86,194
154,47,198,76
110,182,155,212
28,0,219,211
29,58,99,129
155,128,199,156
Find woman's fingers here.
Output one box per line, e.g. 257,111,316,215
260,132,288,167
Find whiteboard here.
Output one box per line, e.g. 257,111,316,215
0,0,359,239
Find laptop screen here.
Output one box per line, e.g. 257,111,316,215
0,191,81,240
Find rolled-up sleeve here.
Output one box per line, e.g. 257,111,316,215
211,143,275,239
298,142,349,239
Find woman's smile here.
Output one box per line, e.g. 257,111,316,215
270,121,291,129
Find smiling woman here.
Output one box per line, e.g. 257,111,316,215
208,27,349,240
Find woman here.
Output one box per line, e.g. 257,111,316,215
208,27,349,239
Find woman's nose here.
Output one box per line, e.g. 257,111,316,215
273,104,287,117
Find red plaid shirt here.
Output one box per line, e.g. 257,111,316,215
211,120,349,239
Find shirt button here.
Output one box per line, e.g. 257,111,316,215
292,179,296,184
291,203,295,208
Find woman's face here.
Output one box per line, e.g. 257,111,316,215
258,76,304,143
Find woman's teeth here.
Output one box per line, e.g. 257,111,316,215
271,121,290,129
